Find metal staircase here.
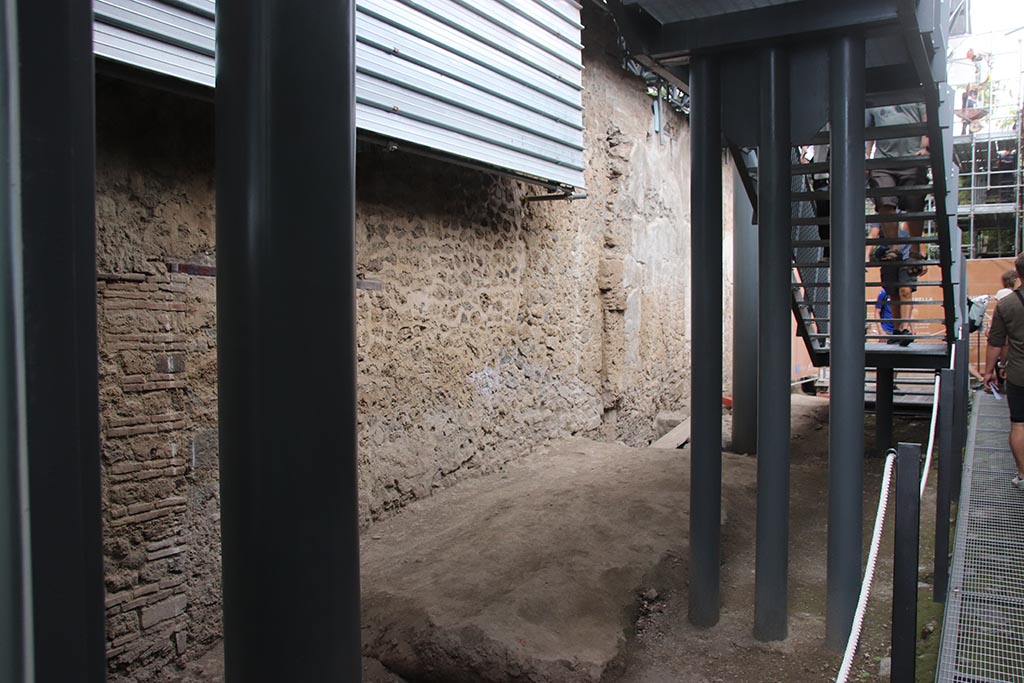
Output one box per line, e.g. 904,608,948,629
731,82,959,371
607,0,963,649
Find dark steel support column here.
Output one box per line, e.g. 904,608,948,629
18,0,106,679
754,45,791,642
892,442,921,683
934,368,954,602
826,34,867,651
732,165,758,455
217,1,362,680
1,0,30,678
688,54,723,628
951,324,969,503
875,368,894,457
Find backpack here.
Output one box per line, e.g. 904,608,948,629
968,296,988,334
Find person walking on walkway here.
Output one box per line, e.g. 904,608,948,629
983,253,1024,489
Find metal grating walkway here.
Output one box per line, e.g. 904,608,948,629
937,390,1024,683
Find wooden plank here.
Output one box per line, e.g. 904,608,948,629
651,417,691,449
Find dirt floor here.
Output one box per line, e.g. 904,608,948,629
176,394,942,682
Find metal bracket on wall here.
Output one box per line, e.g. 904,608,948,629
523,191,588,202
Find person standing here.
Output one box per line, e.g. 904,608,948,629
866,104,930,274
983,253,1024,489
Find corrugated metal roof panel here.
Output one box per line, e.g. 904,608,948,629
93,0,585,189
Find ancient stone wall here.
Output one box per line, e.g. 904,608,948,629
96,9,733,680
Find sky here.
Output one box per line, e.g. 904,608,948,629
948,0,1024,88
946,0,1024,126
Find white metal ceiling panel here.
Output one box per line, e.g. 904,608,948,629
93,0,585,189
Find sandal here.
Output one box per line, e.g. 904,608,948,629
906,252,928,276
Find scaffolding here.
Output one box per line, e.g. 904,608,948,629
952,37,1024,257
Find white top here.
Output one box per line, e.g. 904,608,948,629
996,288,1014,300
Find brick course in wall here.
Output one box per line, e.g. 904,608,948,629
99,270,194,674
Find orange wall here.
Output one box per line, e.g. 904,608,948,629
966,258,1017,374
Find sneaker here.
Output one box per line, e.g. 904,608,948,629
1012,475,1024,490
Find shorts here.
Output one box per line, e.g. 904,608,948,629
870,167,928,212
1007,380,1024,423
881,263,918,296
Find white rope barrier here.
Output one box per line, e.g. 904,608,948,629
836,351,950,682
835,450,897,683
919,373,941,499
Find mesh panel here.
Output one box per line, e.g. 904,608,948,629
937,391,1024,683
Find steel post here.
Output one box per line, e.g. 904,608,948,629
17,0,107,679
732,164,758,456
875,368,894,457
826,34,867,651
688,54,723,628
892,442,922,683
952,324,969,503
0,0,30,679
934,368,954,602
217,1,362,680
754,45,791,643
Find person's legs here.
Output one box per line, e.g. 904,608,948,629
1011,423,1024,479
898,168,928,261
870,169,900,254
898,284,914,333
1005,381,1024,484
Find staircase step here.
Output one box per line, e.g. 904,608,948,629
793,185,933,201
865,88,926,108
792,237,940,247
806,122,928,145
807,333,943,340
783,155,932,176
795,280,945,288
793,260,944,268
792,211,937,226
800,318,946,324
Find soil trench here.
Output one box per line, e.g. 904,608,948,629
177,395,936,682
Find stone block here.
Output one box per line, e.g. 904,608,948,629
654,411,687,439
140,594,187,630
598,258,624,291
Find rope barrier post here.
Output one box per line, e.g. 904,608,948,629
892,442,922,683
934,368,955,602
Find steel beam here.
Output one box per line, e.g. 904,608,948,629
876,368,895,457
217,1,362,680
754,45,790,643
688,54,723,629
0,0,30,679
732,163,757,456
649,0,899,61
934,368,954,602
892,442,921,683
826,34,867,652
17,0,106,679
952,323,969,503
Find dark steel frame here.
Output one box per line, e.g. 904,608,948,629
754,45,791,642
0,0,28,679
826,34,867,651
18,0,107,679
891,441,922,682
732,165,758,456
934,367,954,602
688,54,723,629
216,1,363,680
